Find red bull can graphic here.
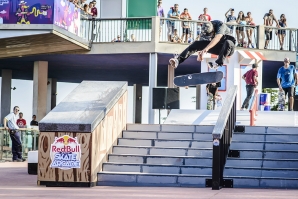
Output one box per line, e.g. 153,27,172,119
50,135,81,170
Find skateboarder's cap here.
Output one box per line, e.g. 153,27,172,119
284,57,290,62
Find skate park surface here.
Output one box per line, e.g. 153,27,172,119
164,109,298,127
0,162,297,199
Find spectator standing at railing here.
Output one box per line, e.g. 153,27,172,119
180,8,192,43
16,112,27,128
196,8,210,41
236,11,246,47
157,0,165,37
225,8,237,34
167,4,180,42
91,1,98,18
263,9,280,49
30,115,38,126
241,64,259,111
246,12,255,48
277,14,287,50
199,8,212,22
277,57,298,111
3,106,26,162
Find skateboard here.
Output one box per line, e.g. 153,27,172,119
277,90,286,111
174,71,223,87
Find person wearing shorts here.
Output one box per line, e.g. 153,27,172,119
277,57,298,111
180,8,192,43
277,14,287,50
167,4,180,42
263,9,280,49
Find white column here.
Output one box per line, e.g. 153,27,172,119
33,61,48,121
148,53,158,124
1,69,12,121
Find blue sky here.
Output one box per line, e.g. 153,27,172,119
3,0,298,124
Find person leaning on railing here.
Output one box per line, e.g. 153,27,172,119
246,12,255,48
3,106,26,162
167,4,180,42
236,11,246,47
276,14,287,50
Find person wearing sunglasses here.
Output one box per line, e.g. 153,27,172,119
277,58,298,111
3,106,26,162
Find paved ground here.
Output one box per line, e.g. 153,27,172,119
0,162,297,199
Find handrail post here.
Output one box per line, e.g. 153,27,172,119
212,136,221,190
211,86,237,190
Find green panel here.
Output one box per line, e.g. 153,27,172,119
126,18,152,30
127,0,157,17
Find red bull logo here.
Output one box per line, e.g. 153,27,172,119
50,135,81,170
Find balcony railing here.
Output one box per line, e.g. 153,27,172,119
0,128,39,161
80,18,152,43
79,17,297,52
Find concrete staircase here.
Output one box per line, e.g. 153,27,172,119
97,124,214,187
224,126,298,188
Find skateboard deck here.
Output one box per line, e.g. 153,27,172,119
277,90,286,111
174,71,223,87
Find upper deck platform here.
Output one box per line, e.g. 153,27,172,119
0,15,297,60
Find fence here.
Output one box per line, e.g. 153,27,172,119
262,26,297,51
80,18,152,43
0,128,39,161
212,85,237,190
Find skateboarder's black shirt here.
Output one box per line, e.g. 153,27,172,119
201,20,235,43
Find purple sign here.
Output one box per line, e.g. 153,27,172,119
54,0,80,36
0,0,53,24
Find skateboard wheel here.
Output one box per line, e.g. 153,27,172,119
188,75,192,79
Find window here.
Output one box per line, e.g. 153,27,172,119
208,65,227,91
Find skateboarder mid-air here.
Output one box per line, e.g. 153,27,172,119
169,20,236,69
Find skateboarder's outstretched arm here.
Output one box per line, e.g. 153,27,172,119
198,34,223,55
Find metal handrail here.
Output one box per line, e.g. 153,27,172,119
212,85,237,190
0,128,40,161
249,89,258,126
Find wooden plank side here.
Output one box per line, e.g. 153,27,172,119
38,132,91,183
90,92,127,182
38,132,56,182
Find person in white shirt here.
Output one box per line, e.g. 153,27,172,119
3,106,26,162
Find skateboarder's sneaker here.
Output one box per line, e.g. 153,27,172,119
207,62,221,70
169,58,178,68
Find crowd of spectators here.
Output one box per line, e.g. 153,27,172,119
158,1,288,50
68,0,98,19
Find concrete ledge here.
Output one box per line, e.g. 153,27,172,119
39,81,127,132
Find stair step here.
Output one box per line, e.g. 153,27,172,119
226,158,298,168
224,167,298,178
97,172,211,187
108,154,212,165
113,146,212,156
126,124,214,133
244,126,298,134
102,163,212,175
122,131,211,140
118,138,212,148
230,141,298,150
232,133,298,142
225,176,298,188
230,150,298,159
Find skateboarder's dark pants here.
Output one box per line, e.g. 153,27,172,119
10,131,22,160
177,38,235,65
241,85,255,109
